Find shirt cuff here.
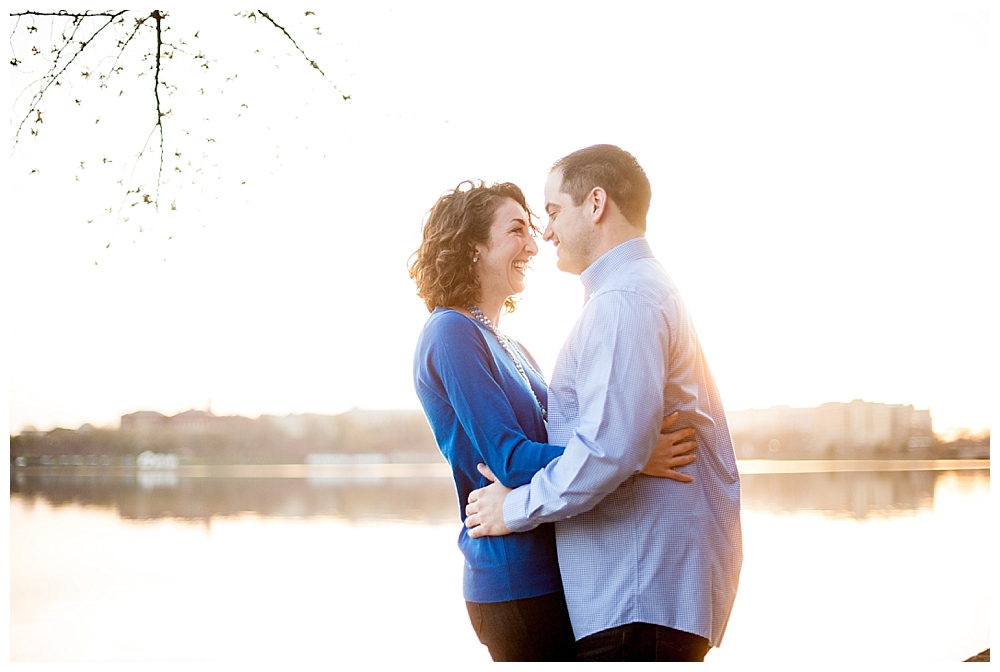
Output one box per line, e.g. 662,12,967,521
502,485,536,533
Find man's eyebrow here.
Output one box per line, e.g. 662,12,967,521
544,202,558,213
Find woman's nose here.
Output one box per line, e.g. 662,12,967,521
525,234,538,255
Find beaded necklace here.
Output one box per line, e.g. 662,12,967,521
467,305,547,421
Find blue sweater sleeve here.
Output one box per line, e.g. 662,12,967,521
419,312,564,488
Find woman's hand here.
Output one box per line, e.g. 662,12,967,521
642,411,697,482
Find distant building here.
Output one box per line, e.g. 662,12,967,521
727,400,934,457
336,407,437,454
170,409,215,435
262,413,341,441
120,410,168,433
12,407,436,465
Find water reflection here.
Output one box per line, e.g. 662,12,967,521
9,464,988,522
10,465,991,663
11,470,460,523
740,470,940,519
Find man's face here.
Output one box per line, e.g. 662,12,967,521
542,169,595,275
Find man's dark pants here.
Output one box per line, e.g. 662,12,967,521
576,622,711,662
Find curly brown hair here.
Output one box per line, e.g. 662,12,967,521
409,180,536,314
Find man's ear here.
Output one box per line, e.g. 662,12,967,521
589,187,609,224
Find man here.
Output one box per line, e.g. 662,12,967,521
464,144,742,662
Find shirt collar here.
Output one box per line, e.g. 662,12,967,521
580,237,653,299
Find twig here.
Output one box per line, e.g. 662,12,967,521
256,10,324,76
109,123,159,246
104,14,148,79
254,10,349,99
10,11,123,18
152,10,165,211
10,11,127,149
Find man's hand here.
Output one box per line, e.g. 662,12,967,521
642,411,697,482
465,463,513,538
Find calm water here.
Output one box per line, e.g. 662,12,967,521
9,461,991,663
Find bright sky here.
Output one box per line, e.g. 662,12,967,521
7,4,995,436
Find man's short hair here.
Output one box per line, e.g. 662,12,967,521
552,144,651,229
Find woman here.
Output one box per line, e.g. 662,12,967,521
409,180,695,662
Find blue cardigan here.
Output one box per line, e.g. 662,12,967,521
413,307,565,603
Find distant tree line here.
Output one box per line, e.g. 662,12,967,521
9,408,988,466
10,409,439,466
730,427,989,460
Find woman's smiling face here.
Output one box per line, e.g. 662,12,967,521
474,197,538,308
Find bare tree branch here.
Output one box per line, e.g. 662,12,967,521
10,11,128,147
9,9,350,242
152,10,165,211
10,11,124,18
103,15,148,80
256,10,325,76
255,10,349,99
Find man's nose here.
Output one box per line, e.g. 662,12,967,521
542,223,554,242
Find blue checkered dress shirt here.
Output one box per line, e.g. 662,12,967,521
503,238,742,646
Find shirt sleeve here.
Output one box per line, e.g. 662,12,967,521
503,291,668,531
425,315,565,488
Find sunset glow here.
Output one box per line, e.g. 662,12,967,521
8,5,993,437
